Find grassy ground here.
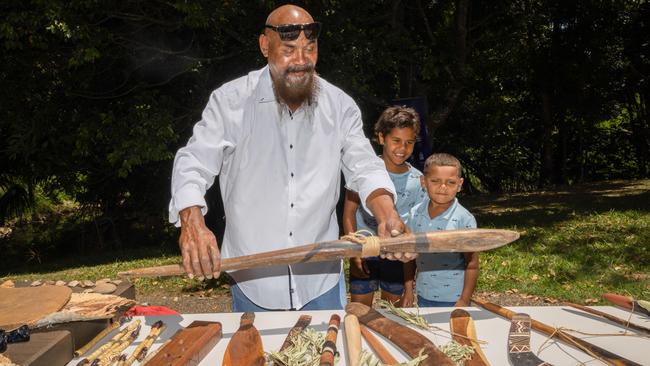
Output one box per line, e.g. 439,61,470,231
1,179,648,306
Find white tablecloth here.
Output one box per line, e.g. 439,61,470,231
67,305,649,365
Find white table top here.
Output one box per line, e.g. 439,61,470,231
67,305,650,366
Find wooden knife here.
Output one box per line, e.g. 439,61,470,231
222,312,265,366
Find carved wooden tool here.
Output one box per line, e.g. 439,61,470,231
223,312,265,366
346,302,455,366
344,314,361,366
319,314,341,366
566,303,650,335
602,293,650,317
145,321,222,366
359,324,398,365
508,313,553,366
473,297,642,366
449,309,490,366
118,229,519,278
279,314,312,352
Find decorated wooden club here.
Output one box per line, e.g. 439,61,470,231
119,229,519,278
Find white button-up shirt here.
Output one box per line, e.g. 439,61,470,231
169,66,395,309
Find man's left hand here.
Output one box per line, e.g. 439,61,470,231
366,189,417,262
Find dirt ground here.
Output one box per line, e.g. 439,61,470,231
136,289,559,313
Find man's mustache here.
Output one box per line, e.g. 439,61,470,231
286,64,315,74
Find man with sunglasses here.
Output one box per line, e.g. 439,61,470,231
169,4,414,311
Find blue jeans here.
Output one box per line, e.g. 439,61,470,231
417,295,456,307
231,274,347,312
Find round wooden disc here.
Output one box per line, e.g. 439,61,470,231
0,285,72,330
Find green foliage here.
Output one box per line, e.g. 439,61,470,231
0,1,648,255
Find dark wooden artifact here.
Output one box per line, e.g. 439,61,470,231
507,313,553,366
145,321,222,366
359,324,398,365
222,312,265,366
279,314,312,352
602,293,650,317
319,314,341,366
473,297,642,366
449,309,490,366
346,302,455,366
118,229,519,278
566,303,650,335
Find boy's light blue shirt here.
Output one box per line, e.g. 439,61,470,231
406,197,477,302
356,163,426,234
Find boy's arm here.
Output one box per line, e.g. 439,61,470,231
456,252,479,307
400,260,416,307
343,190,369,278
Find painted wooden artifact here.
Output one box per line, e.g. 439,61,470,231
118,229,519,278
345,302,455,366
145,321,222,366
602,293,650,317
344,314,361,366
359,324,398,365
507,313,553,366
222,312,265,366
319,314,341,366
279,314,312,352
473,297,642,366
449,309,490,366
566,302,650,335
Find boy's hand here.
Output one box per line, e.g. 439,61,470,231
454,298,470,307
400,289,414,307
349,257,370,279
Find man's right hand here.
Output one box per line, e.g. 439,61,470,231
349,257,370,279
179,206,221,280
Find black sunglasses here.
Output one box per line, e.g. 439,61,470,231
264,22,322,41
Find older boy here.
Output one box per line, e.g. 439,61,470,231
343,106,426,307
407,153,478,307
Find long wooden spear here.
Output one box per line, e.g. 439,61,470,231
472,297,642,366
118,229,518,278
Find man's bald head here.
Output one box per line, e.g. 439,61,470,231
265,4,314,27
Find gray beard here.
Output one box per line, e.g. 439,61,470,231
272,70,320,107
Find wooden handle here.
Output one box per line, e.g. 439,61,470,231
566,303,650,335
473,297,642,366
602,293,650,317
359,324,398,365
344,314,361,366
346,302,455,366
449,309,490,366
119,229,519,278
319,314,341,366
279,315,312,352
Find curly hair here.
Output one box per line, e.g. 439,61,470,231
373,106,421,140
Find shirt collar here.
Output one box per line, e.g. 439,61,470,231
420,197,459,221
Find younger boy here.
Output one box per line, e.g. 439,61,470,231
343,106,426,307
407,153,478,307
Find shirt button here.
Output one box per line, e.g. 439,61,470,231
290,144,293,149
290,203,294,208
289,232,293,237
291,172,294,178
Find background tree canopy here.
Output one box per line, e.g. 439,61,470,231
1,0,648,260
